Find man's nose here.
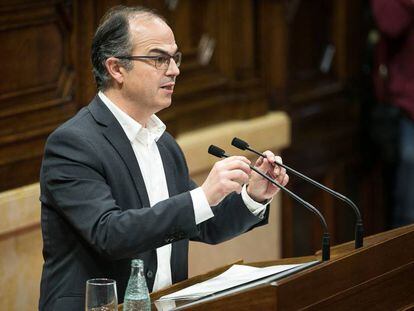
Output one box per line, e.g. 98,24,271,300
166,58,180,77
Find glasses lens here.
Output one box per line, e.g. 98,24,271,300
173,52,181,67
155,56,169,69
154,52,182,69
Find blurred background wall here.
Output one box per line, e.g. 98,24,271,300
0,0,390,309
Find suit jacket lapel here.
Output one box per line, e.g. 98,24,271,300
88,96,151,208
157,139,178,197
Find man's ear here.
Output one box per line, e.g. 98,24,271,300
105,57,125,85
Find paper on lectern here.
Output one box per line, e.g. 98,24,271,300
158,263,309,301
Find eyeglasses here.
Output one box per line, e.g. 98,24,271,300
116,52,182,70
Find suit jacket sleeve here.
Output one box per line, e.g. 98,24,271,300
163,136,270,245
187,178,269,245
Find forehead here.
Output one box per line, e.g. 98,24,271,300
128,16,177,53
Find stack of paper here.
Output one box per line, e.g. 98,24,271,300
159,263,312,301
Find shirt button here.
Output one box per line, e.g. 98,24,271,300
146,270,154,279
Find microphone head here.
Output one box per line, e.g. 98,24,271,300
231,137,249,150
208,145,226,158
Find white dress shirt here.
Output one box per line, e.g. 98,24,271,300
98,91,268,291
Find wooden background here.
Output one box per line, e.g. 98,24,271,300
0,0,385,258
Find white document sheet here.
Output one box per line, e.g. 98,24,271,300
159,263,311,301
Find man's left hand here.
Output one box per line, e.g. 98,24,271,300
246,151,289,203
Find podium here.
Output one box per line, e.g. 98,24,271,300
146,224,414,310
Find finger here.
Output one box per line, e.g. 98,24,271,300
256,155,273,171
274,155,283,165
255,155,264,167
220,159,251,175
277,166,286,178
273,156,283,175
263,150,276,163
223,180,243,194
276,173,284,185
225,169,250,185
274,165,285,183
224,156,251,165
250,166,267,179
261,158,278,178
281,173,289,186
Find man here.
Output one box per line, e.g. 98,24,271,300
39,6,288,310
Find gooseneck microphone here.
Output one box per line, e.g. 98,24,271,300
231,137,364,249
208,145,330,261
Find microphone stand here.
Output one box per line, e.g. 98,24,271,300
208,145,330,261
231,137,364,249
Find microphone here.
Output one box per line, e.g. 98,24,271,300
231,137,364,249
208,145,228,158
208,145,330,261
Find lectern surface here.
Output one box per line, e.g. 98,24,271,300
117,225,414,310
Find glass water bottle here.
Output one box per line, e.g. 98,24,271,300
123,259,151,311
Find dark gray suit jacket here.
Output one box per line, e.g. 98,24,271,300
39,96,269,310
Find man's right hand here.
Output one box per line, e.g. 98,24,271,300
201,156,251,206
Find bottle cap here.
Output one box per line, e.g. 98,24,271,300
131,259,144,268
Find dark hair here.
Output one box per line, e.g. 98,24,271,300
91,5,166,91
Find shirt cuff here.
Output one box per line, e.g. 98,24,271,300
241,184,270,218
190,187,214,225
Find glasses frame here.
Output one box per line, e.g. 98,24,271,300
116,51,182,70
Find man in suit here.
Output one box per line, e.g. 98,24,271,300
39,5,289,310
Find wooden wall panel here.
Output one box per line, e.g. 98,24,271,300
156,0,267,135
280,11,363,255
0,1,76,191
288,0,336,90
0,0,269,191
259,0,384,257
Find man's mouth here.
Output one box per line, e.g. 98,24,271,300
160,83,175,91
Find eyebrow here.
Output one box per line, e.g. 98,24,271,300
148,48,178,56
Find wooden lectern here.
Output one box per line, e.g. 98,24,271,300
143,224,414,310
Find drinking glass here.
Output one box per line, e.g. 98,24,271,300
85,278,118,311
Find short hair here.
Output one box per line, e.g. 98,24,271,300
91,5,166,91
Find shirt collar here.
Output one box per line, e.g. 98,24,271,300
98,91,166,144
